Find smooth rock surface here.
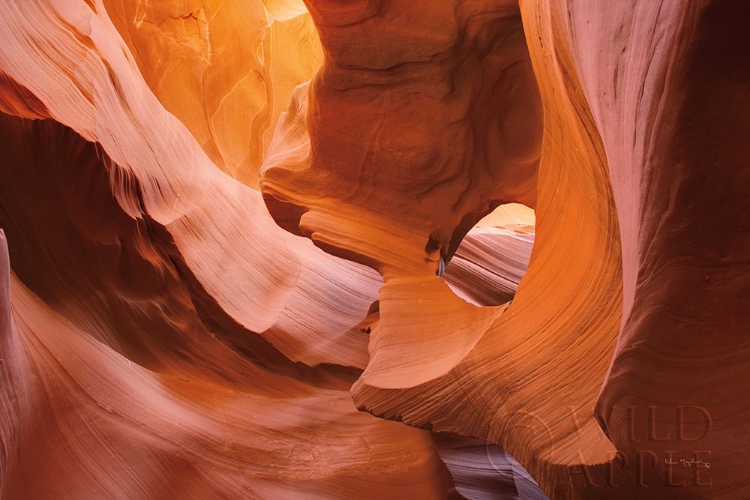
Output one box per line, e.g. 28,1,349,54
0,0,748,498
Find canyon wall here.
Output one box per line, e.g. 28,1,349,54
0,0,748,498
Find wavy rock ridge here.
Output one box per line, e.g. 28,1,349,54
0,0,748,499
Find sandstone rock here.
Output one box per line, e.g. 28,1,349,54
0,0,747,498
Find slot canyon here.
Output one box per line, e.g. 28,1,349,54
0,0,748,498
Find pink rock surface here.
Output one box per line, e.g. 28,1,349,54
1,0,748,498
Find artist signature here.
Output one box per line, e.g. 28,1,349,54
665,458,710,469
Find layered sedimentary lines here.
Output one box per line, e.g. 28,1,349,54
102,0,323,186
444,204,535,306
0,0,748,499
261,0,543,276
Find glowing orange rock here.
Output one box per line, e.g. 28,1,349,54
262,1,620,497
1,0,749,498
103,0,322,186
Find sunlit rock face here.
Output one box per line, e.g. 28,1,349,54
102,0,323,186
0,0,748,499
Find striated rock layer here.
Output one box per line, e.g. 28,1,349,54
1,0,749,498
102,0,323,185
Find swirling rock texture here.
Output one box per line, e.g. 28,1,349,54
0,0,747,499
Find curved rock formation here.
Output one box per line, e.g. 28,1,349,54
575,0,750,496
262,2,622,497
102,0,322,185
1,0,748,498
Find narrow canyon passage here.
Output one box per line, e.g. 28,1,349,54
1,0,748,499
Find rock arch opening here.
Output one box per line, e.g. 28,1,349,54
442,203,535,306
